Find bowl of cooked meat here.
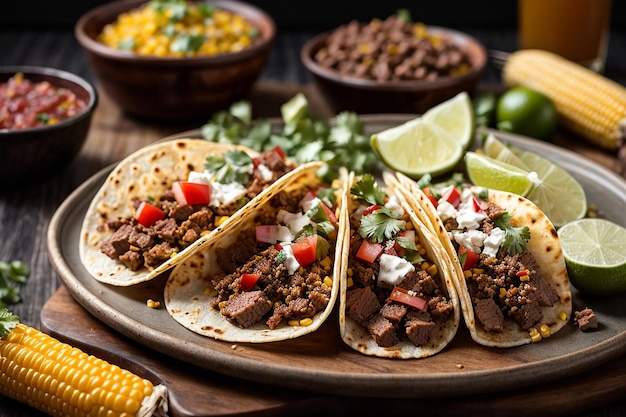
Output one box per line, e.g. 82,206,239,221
0,66,98,187
301,11,487,114
75,0,275,121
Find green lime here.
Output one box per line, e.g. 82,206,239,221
496,87,557,140
558,218,626,296
464,151,535,197
370,92,474,178
281,92,309,123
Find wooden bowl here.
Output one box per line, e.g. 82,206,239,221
0,66,97,187
75,0,275,121
301,26,487,115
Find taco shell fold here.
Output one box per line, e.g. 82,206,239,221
164,161,346,343
337,171,460,358
393,172,572,348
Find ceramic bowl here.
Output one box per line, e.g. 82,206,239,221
301,25,487,114
0,66,97,187
75,0,275,121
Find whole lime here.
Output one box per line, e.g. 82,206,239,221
495,87,557,140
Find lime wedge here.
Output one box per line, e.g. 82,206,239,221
370,92,474,177
482,134,529,169
465,151,535,197
281,93,308,123
480,135,587,227
558,218,626,295
422,91,475,150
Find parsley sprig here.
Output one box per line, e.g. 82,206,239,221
495,212,531,256
200,96,381,180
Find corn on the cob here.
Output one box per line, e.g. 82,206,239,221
0,311,167,417
502,49,626,151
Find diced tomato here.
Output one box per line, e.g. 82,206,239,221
471,196,489,212
274,243,283,250
422,187,439,208
240,273,260,291
438,185,461,208
356,239,384,264
172,181,211,206
291,235,317,266
362,205,382,216
270,145,286,161
255,225,286,244
383,242,399,257
252,156,261,169
458,246,479,270
320,201,337,224
389,287,427,310
135,201,165,227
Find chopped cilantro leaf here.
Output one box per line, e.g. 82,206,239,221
204,150,253,184
350,174,386,206
0,309,19,340
494,212,531,256
275,249,287,264
170,34,206,53
117,38,136,50
0,261,29,309
359,206,405,243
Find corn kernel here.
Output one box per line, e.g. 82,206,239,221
558,311,568,321
146,299,160,309
215,216,229,227
299,318,313,326
529,328,542,343
426,264,438,276
347,277,354,287
323,277,333,287
539,324,551,339
288,320,300,326
463,270,472,279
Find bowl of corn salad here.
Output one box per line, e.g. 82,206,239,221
75,0,275,121
301,12,487,114
0,66,98,187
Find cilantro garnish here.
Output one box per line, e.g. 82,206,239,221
494,212,531,256
0,261,29,309
275,249,287,264
359,206,405,243
151,0,187,21
0,309,19,340
117,38,136,50
204,150,253,184
350,174,386,206
36,113,49,124
170,34,206,53
200,96,381,179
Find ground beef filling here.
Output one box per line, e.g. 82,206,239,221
98,151,295,271
345,217,454,348
446,204,560,333
209,188,335,330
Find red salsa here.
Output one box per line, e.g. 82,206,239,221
0,72,87,130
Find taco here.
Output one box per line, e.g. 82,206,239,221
79,139,298,286
164,162,346,342
338,172,460,358
394,172,572,348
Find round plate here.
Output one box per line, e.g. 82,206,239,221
47,115,626,398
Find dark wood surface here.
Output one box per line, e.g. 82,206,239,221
1,24,626,417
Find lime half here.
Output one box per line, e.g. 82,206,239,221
465,151,535,197
558,218,626,295
370,92,474,177
281,93,308,123
482,133,529,169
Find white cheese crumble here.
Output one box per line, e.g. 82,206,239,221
377,253,415,286
482,227,506,258
277,210,310,235
385,194,405,217
280,244,300,275
256,163,273,182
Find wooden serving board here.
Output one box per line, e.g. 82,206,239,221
41,287,626,417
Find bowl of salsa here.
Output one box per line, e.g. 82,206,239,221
0,66,98,187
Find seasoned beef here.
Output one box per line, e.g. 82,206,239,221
510,302,543,330
346,286,381,326
474,298,504,332
215,233,259,274
101,224,133,259
144,242,174,267
368,314,399,347
169,204,195,223
380,302,408,322
221,290,272,328
428,295,454,322
399,270,437,295
574,308,598,331
154,218,178,242
405,311,436,346
118,250,142,271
